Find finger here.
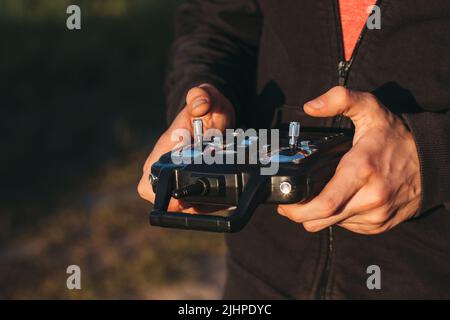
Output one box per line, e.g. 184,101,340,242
137,170,154,202
278,162,364,223
338,214,397,235
328,177,392,225
138,168,191,212
137,134,183,205
298,180,392,232
186,87,212,118
337,221,383,235
337,197,412,235
338,206,391,226
303,86,380,127
303,204,385,233
181,203,232,214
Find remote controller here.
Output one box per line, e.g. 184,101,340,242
149,120,353,233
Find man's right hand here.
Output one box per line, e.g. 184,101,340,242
137,84,235,212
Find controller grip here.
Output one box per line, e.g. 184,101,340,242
306,156,342,199
149,168,269,233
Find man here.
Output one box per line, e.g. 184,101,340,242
138,0,450,299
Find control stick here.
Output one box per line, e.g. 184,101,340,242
289,121,300,148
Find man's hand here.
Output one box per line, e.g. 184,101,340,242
278,86,421,235
137,84,235,212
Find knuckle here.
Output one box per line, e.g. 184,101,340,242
318,196,339,215
366,181,392,208
142,161,151,173
331,86,351,106
340,151,355,164
137,182,146,199
337,153,357,172
357,161,376,180
364,213,387,226
137,179,152,201
369,189,390,208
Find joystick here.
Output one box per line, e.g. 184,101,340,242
193,118,203,147
172,178,210,199
148,119,353,233
288,121,300,148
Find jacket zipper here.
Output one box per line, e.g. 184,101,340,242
316,0,383,300
334,0,383,128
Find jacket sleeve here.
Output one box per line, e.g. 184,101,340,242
402,112,450,215
164,0,262,125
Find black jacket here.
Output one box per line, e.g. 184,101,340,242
164,0,450,299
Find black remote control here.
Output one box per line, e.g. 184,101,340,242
149,120,352,233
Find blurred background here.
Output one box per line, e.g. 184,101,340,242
0,0,225,299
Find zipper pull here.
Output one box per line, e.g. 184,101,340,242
335,60,351,128
338,60,351,86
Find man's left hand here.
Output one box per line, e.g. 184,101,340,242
278,86,421,235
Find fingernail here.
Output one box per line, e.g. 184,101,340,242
192,98,208,110
305,98,325,109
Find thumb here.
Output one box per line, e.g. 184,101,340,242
186,87,212,118
303,86,379,126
